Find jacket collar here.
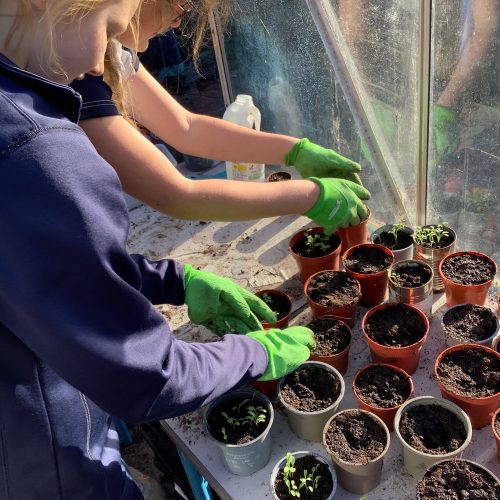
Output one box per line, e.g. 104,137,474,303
0,53,82,123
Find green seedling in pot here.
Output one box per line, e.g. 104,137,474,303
260,293,279,317
283,453,322,498
304,230,332,257
413,224,450,248
219,398,267,441
387,221,408,245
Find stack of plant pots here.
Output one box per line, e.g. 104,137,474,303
203,388,274,476
323,408,390,494
394,396,472,478
277,361,345,442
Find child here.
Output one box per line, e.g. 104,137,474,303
0,1,315,498
71,0,371,233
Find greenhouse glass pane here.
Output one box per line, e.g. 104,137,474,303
223,0,420,224
428,0,500,259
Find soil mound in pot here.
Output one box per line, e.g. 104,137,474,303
364,304,426,347
355,365,411,408
417,460,500,499
280,365,341,412
307,271,360,307
308,318,350,356
344,246,393,274
443,304,497,343
399,404,467,454
436,348,500,398
391,263,432,288
206,396,270,445
441,253,496,285
274,455,334,500
324,410,387,464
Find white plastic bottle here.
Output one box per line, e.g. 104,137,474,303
223,95,265,181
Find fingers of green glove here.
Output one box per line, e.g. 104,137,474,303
280,326,316,349
326,149,361,173
237,289,278,324
219,288,253,320
339,179,371,200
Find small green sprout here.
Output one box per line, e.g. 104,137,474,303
413,224,450,248
218,397,267,442
304,230,332,256
283,453,322,498
387,221,407,245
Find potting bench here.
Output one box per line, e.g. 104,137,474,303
126,203,500,500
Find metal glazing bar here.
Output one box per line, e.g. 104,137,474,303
416,0,432,225
208,10,233,107
304,0,408,223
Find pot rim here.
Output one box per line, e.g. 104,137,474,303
203,387,274,448
323,408,390,465
362,302,430,350
269,450,338,500
277,361,345,416
388,259,434,289
434,343,500,401
289,226,342,259
416,458,500,497
438,250,497,288
304,269,361,306
394,395,472,457
492,407,500,440
342,243,395,277
412,224,457,250
352,363,413,412
255,289,293,324
441,303,500,344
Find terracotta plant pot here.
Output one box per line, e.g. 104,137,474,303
352,363,413,432
416,459,500,499
441,303,499,347
278,361,345,442
255,289,292,329
388,259,434,318
337,207,371,255
270,451,337,500
323,408,390,494
304,270,361,327
492,407,500,462
371,223,414,263
307,316,352,375
439,251,497,307
267,171,292,182
413,224,456,292
204,388,274,476
342,243,394,307
394,396,472,479
362,302,429,374
434,343,500,429
289,227,342,285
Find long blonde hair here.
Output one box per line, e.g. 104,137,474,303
8,1,142,81
104,0,230,118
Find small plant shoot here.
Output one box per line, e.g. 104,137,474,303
387,221,407,245
219,398,267,442
304,229,332,257
413,224,450,248
283,453,322,498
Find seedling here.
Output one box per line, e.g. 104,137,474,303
260,293,279,317
413,224,450,248
387,221,408,245
219,398,267,442
304,230,332,256
283,452,322,498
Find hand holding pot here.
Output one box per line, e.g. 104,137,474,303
247,327,316,381
183,264,277,335
284,138,363,185
304,177,371,235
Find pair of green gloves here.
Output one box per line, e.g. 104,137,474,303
184,139,370,381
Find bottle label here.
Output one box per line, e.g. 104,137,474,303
226,162,265,182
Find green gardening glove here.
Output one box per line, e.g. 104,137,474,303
246,327,316,381
183,264,277,335
304,177,370,235
284,138,363,185
431,104,459,165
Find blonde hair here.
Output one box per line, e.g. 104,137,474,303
105,0,230,118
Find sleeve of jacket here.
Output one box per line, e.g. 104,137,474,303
0,127,268,423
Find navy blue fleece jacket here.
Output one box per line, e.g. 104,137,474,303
0,54,267,500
